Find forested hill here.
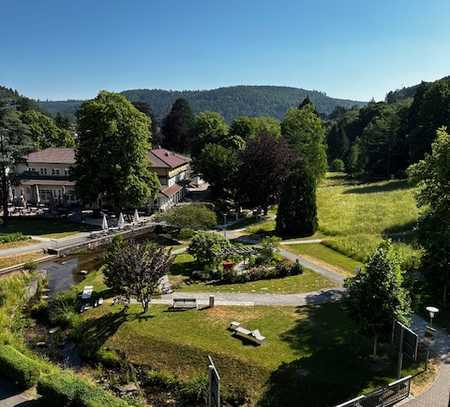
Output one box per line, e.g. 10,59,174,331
38,85,366,122
386,75,450,103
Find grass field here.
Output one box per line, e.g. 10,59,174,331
0,217,97,239
282,243,362,276
241,174,420,264
169,253,336,294
0,252,44,269
79,303,419,406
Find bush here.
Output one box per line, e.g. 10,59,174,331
95,348,121,368
178,228,195,240
330,158,345,172
38,371,131,407
0,345,40,388
23,261,38,272
188,231,231,269
177,374,208,406
221,260,303,284
159,204,217,230
145,370,180,391
37,372,81,406
0,232,30,244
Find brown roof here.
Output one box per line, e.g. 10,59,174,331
160,184,183,198
148,149,190,169
24,148,76,164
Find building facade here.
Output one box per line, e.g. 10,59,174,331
12,147,191,211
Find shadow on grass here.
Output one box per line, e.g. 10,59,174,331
75,309,134,359
259,303,395,407
343,180,410,195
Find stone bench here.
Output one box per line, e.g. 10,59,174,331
172,298,197,310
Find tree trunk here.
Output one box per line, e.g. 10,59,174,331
372,335,378,358
142,300,149,314
443,282,447,307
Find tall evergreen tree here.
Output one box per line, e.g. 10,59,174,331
74,91,160,212
132,101,162,147
281,103,327,181
276,160,318,237
161,98,194,153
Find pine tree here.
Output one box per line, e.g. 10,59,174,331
162,98,195,153
276,160,318,237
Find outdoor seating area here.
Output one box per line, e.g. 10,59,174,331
229,321,266,345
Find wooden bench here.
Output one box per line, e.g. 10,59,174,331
172,298,197,310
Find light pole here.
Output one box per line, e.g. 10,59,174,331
223,213,227,239
424,306,439,371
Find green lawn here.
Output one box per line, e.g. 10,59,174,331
0,217,97,239
169,253,336,294
79,303,419,406
240,174,421,264
282,243,362,276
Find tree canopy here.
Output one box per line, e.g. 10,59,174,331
74,91,160,211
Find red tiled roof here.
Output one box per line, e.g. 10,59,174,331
24,148,76,164
160,184,183,198
148,149,190,169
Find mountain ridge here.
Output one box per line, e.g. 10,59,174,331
38,85,367,122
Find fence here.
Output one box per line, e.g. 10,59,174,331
335,375,412,407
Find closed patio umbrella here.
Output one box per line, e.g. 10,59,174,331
35,185,41,205
134,209,140,223
118,212,125,229
102,214,109,230
8,185,14,203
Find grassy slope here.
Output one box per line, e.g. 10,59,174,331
241,174,420,263
282,243,362,276
317,174,420,262
0,252,44,269
1,217,97,239
80,303,416,405
169,253,336,294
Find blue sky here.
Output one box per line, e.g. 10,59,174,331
2,0,450,101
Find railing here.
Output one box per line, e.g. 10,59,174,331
335,376,412,407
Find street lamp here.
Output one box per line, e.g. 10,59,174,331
426,306,439,328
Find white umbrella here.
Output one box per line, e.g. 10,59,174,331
35,185,41,205
134,209,140,223
102,214,109,230
8,185,14,203
118,212,125,229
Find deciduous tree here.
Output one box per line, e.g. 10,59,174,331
407,127,450,305
343,240,411,357
104,240,173,313
74,91,160,212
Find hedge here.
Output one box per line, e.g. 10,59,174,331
0,345,40,388
38,372,131,407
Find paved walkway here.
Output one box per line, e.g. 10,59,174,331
402,315,450,406
0,378,36,407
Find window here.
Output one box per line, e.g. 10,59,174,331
39,168,48,175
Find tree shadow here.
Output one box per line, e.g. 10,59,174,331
343,180,410,195
75,309,131,359
259,303,396,407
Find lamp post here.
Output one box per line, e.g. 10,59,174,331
426,306,439,328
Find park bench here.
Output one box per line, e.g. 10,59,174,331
172,298,197,310
229,321,266,345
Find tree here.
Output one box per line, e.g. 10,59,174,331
21,110,75,148
194,144,240,201
343,240,411,356
276,160,318,237
158,203,217,230
230,116,280,141
281,103,327,181
54,113,72,130
104,240,173,313
188,231,231,270
407,127,450,305
132,101,162,146
162,98,195,153
191,111,229,157
0,104,32,226
73,91,160,212
237,134,293,214
330,158,345,172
